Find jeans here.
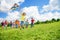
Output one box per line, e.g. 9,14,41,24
20,21,24,26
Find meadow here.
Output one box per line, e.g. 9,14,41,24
0,21,60,40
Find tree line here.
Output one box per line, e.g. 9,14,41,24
35,18,60,24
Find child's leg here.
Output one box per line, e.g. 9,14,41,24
32,23,34,27
5,25,7,29
20,22,21,29
31,23,34,28
2,26,4,29
16,24,18,28
18,24,20,28
10,24,12,28
21,21,24,29
19,24,21,30
31,23,32,28
26,24,28,28
21,23,24,29
12,25,14,29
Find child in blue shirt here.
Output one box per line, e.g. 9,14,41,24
25,19,29,28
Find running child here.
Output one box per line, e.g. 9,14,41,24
25,19,29,28
4,20,8,29
1,21,5,29
20,12,26,29
31,18,35,28
15,20,20,28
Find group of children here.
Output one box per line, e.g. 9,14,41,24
1,12,35,29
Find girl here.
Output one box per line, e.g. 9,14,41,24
20,12,26,29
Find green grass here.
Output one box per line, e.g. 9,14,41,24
0,21,60,40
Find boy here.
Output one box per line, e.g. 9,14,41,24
15,20,20,28
31,18,35,28
25,19,29,28
20,12,26,29
10,21,13,28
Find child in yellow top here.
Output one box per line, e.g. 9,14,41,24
20,12,26,29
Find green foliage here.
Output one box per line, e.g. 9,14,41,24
56,19,60,22
0,21,60,40
35,18,60,24
0,23,2,27
35,20,40,24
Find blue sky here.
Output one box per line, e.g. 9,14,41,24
20,0,49,8
0,11,7,18
0,0,60,22
0,0,49,18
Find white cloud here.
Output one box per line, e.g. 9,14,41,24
21,6,60,22
0,0,24,11
40,0,60,21
40,12,60,21
0,11,20,23
5,11,20,22
22,6,40,22
0,18,4,23
41,0,60,13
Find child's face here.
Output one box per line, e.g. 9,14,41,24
31,18,33,19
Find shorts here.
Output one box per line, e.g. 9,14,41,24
26,24,28,27
20,21,24,26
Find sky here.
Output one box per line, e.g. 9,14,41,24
0,0,60,22
20,0,49,8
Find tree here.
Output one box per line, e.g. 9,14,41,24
35,20,40,24
57,19,60,22
51,18,56,22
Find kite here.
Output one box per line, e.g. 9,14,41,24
10,3,19,10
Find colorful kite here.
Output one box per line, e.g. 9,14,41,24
10,3,19,10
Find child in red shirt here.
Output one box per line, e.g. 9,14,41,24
31,18,35,28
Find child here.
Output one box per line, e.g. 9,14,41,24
20,12,26,29
15,20,19,28
1,21,5,29
4,20,8,29
31,18,35,28
10,21,13,28
12,22,15,28
25,19,29,28
18,21,20,28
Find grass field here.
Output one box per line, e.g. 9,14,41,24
0,21,60,40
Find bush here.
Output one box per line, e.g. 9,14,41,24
35,20,40,24
35,18,60,24
57,19,60,22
